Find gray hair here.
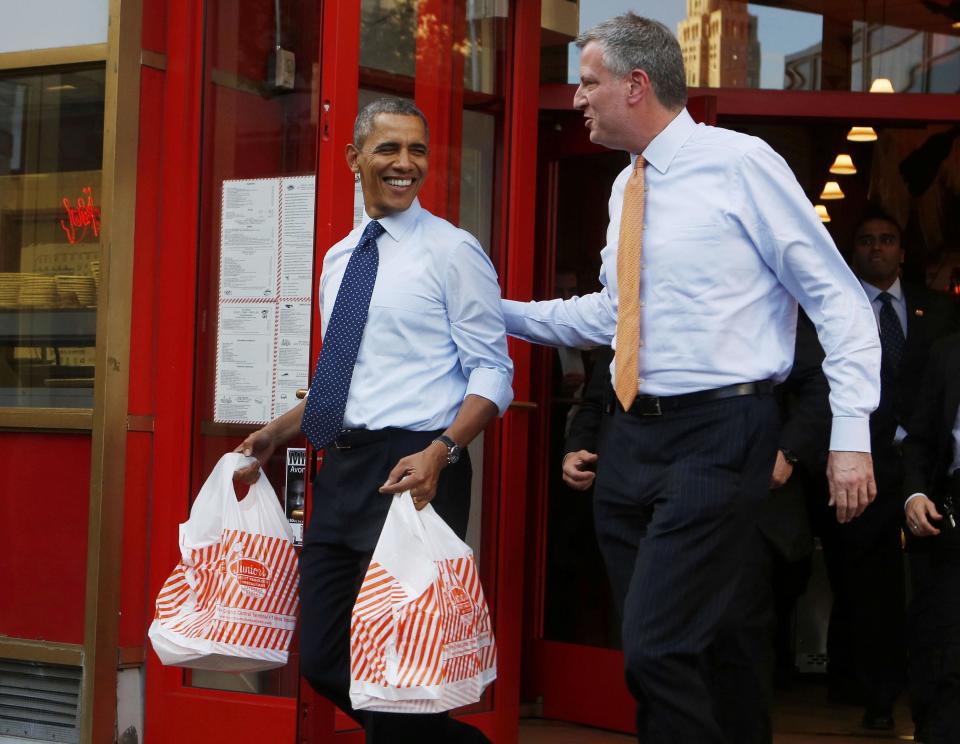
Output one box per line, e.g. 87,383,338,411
353,97,430,148
576,12,687,110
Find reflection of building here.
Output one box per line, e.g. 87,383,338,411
785,23,960,92
677,0,760,88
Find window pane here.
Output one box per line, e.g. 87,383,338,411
0,64,104,408
543,0,960,94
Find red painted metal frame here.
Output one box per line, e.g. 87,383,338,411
540,83,960,123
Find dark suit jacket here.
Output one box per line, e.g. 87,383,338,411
903,332,960,504
564,315,829,562
873,283,960,450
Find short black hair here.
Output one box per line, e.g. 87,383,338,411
353,97,429,148
853,205,902,240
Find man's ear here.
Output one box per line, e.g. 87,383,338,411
626,68,651,104
345,142,360,173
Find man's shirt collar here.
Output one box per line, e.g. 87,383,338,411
359,197,422,243
860,276,903,303
630,108,697,175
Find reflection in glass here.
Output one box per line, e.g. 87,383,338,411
0,64,104,408
545,0,959,94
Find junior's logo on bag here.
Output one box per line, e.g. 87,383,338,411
447,586,474,619
229,557,270,598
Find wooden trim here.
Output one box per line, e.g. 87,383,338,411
126,415,155,432
0,44,109,71
140,50,167,71
117,646,145,668
81,0,143,740
0,408,94,431
0,636,84,667
507,400,537,410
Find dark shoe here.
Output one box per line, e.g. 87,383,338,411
862,709,895,731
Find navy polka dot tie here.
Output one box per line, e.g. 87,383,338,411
301,220,384,449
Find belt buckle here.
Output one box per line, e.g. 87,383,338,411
332,432,351,449
643,397,662,416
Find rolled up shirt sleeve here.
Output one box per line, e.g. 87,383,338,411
737,144,881,453
446,239,514,415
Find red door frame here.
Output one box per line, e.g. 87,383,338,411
525,84,960,735
142,0,543,741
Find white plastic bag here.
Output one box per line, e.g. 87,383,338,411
148,452,300,672
350,492,496,713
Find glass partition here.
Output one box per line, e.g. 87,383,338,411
541,0,959,95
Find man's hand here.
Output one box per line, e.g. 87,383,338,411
769,450,794,489
233,428,277,485
379,441,447,510
905,495,942,538
562,450,598,491
826,450,877,523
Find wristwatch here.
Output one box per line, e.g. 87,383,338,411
780,448,799,466
432,435,461,465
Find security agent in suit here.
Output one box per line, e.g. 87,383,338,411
562,315,830,744
822,207,960,729
902,333,960,744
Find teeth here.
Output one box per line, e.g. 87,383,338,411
385,178,413,187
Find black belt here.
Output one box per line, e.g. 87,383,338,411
622,380,774,416
330,426,443,450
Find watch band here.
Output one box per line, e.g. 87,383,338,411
432,435,461,465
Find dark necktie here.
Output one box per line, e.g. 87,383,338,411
301,220,384,449
877,291,905,381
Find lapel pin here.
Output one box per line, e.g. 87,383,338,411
915,309,924,317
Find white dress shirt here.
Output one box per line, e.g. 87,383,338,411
502,108,880,452
320,198,513,431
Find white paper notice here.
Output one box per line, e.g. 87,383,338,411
275,301,311,417
215,176,317,425
215,303,276,424
280,176,315,298
220,180,278,299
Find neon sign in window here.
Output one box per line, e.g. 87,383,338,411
60,185,101,244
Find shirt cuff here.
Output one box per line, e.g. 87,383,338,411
465,366,514,416
904,493,926,510
829,416,871,452
501,299,528,336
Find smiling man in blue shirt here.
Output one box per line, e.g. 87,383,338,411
236,97,511,744
502,13,881,744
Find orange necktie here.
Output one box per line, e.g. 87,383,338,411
614,155,645,411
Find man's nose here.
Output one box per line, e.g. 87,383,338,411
573,85,586,110
395,149,414,169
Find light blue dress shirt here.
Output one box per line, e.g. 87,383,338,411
502,108,880,452
319,198,513,431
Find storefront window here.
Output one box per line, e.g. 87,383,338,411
541,0,960,95
0,63,104,408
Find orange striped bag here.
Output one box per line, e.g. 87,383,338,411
350,492,496,712
148,453,299,672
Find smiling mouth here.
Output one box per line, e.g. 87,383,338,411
384,177,414,189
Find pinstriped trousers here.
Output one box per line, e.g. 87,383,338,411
594,393,779,744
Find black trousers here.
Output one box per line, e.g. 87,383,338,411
594,392,779,744
298,427,488,744
820,446,906,714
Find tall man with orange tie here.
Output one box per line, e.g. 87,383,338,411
235,97,512,743
501,13,881,744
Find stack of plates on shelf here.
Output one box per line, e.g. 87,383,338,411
55,275,97,307
89,260,101,290
0,273,21,307
19,275,57,308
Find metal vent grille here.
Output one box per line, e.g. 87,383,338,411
0,660,81,743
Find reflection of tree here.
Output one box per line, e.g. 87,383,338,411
360,0,418,78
